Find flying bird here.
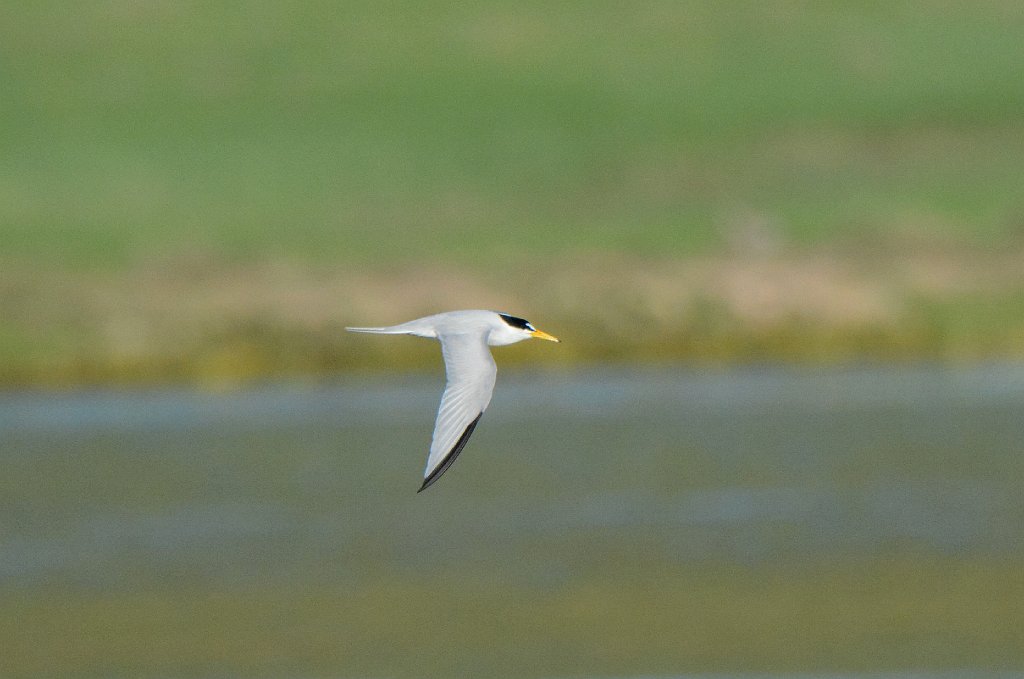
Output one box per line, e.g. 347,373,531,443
346,310,560,491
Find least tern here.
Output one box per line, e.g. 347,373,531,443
346,310,560,491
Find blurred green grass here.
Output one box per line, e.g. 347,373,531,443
2,2,1024,382
4,1,1024,265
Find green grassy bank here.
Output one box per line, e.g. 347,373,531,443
3,2,1024,384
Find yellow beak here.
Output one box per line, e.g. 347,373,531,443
531,329,560,343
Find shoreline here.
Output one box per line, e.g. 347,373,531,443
4,249,1023,388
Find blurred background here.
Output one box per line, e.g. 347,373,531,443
1,2,1023,678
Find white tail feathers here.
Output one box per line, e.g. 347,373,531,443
346,316,441,339
345,326,411,334
345,319,439,338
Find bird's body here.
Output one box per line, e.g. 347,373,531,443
347,310,559,491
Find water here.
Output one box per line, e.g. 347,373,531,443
1,365,1022,678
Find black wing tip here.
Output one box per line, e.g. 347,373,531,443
416,412,483,493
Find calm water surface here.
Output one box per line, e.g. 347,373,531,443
1,365,1022,678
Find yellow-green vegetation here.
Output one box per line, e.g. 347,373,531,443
3,2,1024,384
2,558,1021,677
4,249,1024,385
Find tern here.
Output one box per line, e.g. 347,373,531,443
346,310,560,491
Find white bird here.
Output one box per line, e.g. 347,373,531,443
346,310,560,491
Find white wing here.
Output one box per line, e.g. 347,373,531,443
419,332,497,491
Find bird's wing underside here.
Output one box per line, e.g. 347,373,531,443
420,333,497,491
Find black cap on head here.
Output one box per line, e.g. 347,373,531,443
497,313,535,331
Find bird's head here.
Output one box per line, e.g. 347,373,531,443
489,312,560,346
